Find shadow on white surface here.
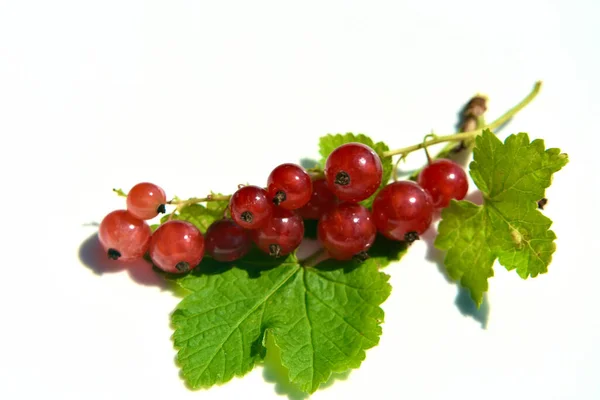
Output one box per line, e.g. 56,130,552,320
78,232,171,289
299,158,319,169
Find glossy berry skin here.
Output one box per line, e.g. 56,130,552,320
324,143,383,203
126,182,167,220
372,181,434,241
98,210,151,261
267,163,313,210
251,208,304,257
229,186,273,229
149,220,205,273
417,159,468,208
318,203,377,260
297,178,337,220
205,219,252,262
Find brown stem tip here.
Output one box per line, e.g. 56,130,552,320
107,248,121,260
175,261,190,273
269,244,282,258
353,251,370,262
334,171,350,186
404,231,420,244
272,191,286,206
241,211,253,223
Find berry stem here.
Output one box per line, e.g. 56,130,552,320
382,81,542,159
168,194,232,207
300,248,327,268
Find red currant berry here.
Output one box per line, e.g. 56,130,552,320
417,159,468,208
98,210,151,261
251,208,304,257
205,219,252,262
229,186,273,229
126,182,167,220
372,181,434,242
149,220,205,273
297,178,337,220
267,163,313,210
318,203,377,260
324,143,383,202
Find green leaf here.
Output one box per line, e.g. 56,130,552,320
112,188,127,197
161,201,227,233
435,130,568,305
319,133,392,208
171,250,391,394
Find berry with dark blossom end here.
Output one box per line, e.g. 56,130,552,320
324,142,383,202
267,163,313,210
417,159,468,208
372,181,434,241
149,220,205,274
126,182,167,220
297,178,338,220
229,185,273,229
318,203,377,260
205,219,252,262
251,208,304,257
98,210,151,261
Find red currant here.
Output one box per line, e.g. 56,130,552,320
318,203,377,260
417,159,468,208
324,143,383,202
251,208,304,257
372,181,434,242
149,220,205,273
98,210,151,261
126,182,167,220
229,186,273,229
297,178,337,220
267,163,312,210
205,219,252,262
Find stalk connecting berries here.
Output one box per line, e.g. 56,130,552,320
97,141,470,271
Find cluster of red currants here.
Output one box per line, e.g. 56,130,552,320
97,142,468,274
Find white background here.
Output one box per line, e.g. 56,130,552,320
1,1,598,399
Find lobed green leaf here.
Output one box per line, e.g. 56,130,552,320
435,130,568,305
172,249,392,394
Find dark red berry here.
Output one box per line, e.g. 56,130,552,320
324,143,383,202
372,181,434,241
417,159,468,208
149,220,205,273
318,203,377,260
205,219,252,262
297,178,337,220
229,186,273,229
251,208,304,257
267,163,313,210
